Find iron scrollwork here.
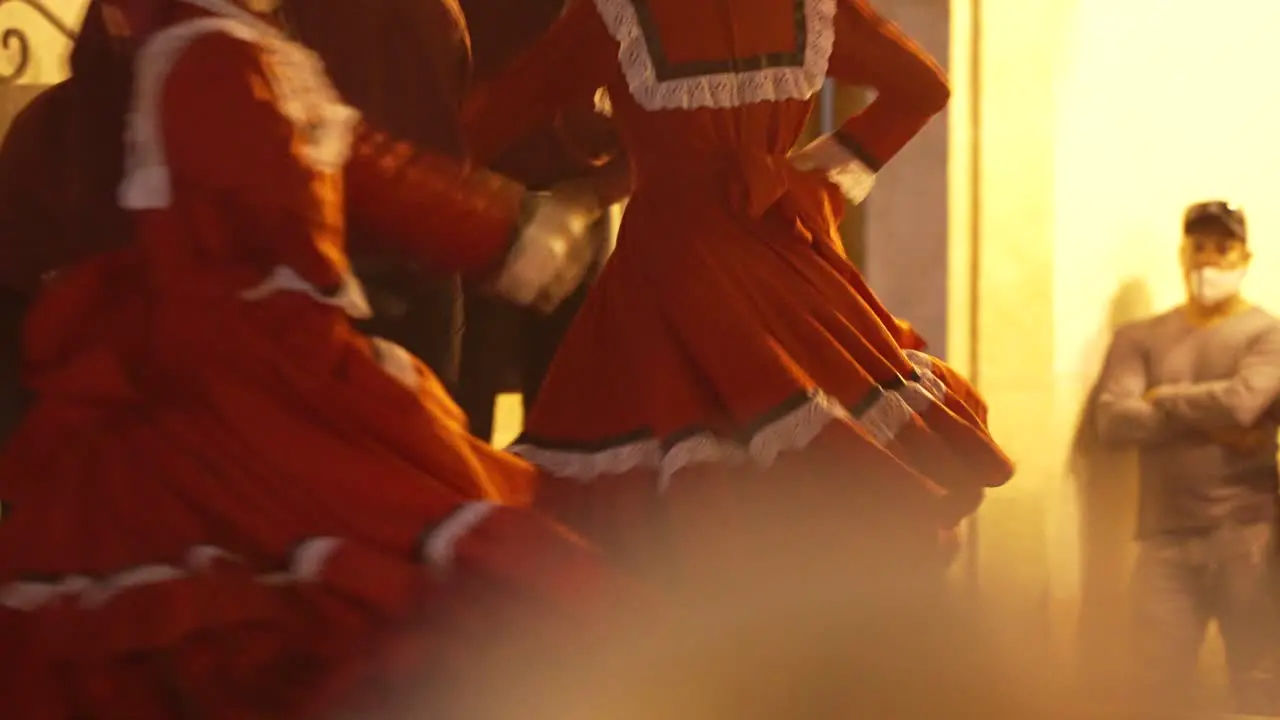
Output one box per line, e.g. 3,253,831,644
0,0,78,84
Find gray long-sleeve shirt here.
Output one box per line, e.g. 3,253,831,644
1094,305,1280,537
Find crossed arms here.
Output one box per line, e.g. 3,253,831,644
1094,321,1280,446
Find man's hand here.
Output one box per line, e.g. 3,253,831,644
1207,426,1275,452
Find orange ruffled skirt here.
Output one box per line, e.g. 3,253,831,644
0,249,624,718
511,193,1014,572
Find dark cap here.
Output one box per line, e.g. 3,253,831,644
1184,200,1247,240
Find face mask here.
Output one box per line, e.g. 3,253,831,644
1188,266,1246,306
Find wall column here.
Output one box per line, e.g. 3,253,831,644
862,0,950,355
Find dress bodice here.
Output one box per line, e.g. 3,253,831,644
465,0,948,233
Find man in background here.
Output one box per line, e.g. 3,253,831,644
1094,200,1280,716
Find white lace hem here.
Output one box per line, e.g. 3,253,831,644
790,133,877,205
510,356,949,491
590,0,836,111
0,502,496,612
903,349,947,399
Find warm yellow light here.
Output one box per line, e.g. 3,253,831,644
953,0,1280,675
1053,0,1280,378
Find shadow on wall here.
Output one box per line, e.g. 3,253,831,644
1067,277,1153,698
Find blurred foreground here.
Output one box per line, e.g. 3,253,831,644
332,410,1197,720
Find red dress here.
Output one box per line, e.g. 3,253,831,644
464,0,1014,569
0,1,626,716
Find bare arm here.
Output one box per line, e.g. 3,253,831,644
1150,321,1280,430
1094,326,1190,446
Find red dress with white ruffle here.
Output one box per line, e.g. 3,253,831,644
0,2,627,716
464,0,1014,571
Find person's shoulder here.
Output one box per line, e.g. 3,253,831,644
165,22,264,74
151,22,276,119
1242,304,1280,335
1112,308,1180,341
1246,303,1280,322
142,16,271,98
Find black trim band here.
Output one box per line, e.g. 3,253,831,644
633,0,808,82
832,131,884,172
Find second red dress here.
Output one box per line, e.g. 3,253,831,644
464,0,1015,571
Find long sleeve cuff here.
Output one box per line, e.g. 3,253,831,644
344,124,528,278
789,132,878,205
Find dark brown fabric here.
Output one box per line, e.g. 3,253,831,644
284,0,469,157
463,0,561,84
284,0,473,384
0,2,132,438
0,2,131,292
457,0,628,440
462,0,622,190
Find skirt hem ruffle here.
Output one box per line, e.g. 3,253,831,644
512,350,1009,499
0,501,507,718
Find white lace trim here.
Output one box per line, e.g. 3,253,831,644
790,133,877,204
120,0,360,210
511,363,950,490
0,505,497,612
369,337,422,391
239,264,373,318
424,501,498,569
904,349,947,400
591,0,836,111
0,539,338,611
237,266,428,390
